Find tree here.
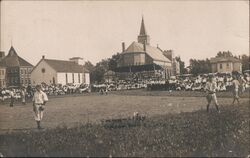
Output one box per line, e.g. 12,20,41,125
175,56,185,74
189,58,211,75
84,61,95,73
83,61,95,83
241,54,250,72
108,53,121,71
216,51,233,57
91,59,109,84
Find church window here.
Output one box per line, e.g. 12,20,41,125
220,64,223,69
15,77,18,83
41,68,46,73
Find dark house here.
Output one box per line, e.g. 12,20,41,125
0,46,33,87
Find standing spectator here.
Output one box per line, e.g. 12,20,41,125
238,75,246,94
232,76,240,105
9,88,15,107
0,88,3,102
99,88,104,95
205,76,220,113
21,87,26,105
2,88,6,102
26,84,33,98
32,85,48,129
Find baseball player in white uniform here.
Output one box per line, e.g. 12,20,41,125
32,85,48,129
231,76,240,105
205,76,220,113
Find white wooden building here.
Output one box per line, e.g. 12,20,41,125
210,56,242,73
31,56,90,85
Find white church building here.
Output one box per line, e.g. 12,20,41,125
31,56,90,85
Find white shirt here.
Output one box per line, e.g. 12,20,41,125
232,79,240,90
205,81,217,93
9,91,14,97
32,90,48,104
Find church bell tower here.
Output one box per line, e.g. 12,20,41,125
137,16,150,45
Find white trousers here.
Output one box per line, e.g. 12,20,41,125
34,104,44,121
206,93,218,105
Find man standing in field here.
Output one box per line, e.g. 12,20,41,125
21,87,26,105
232,75,240,105
238,75,246,94
32,85,48,129
9,88,15,107
26,84,34,99
205,76,220,113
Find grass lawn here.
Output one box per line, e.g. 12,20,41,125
110,88,250,98
0,100,249,157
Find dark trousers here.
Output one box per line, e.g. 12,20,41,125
10,97,14,107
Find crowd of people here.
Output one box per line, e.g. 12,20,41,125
0,83,90,103
147,73,250,92
96,73,250,93
1,73,249,103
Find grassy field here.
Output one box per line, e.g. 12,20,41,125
0,91,244,131
0,101,249,157
0,90,249,157
110,88,250,98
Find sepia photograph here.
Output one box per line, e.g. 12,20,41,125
0,0,249,157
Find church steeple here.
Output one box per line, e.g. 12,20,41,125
139,16,147,35
8,46,18,56
138,16,150,45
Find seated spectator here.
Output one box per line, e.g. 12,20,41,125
220,83,227,91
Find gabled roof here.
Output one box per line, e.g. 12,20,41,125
44,59,87,73
18,56,33,67
125,41,143,52
124,41,171,63
0,46,33,67
210,56,241,63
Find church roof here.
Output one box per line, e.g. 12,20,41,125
0,46,33,67
43,59,88,73
124,41,171,63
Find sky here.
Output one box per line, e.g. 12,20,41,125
0,0,249,66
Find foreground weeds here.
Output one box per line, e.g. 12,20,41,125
0,101,249,157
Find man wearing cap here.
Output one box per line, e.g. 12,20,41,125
205,76,220,113
32,85,48,129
